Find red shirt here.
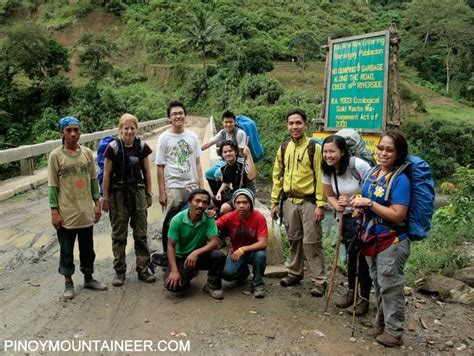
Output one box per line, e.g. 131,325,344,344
217,210,268,251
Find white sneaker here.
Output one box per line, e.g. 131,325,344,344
203,284,224,300
63,283,74,300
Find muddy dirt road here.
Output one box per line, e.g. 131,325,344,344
0,117,472,354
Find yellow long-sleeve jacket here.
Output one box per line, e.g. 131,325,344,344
271,136,326,207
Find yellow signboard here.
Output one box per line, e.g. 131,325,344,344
312,132,381,156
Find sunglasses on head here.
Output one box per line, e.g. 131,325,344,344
376,145,395,153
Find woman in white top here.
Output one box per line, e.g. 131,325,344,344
321,135,372,316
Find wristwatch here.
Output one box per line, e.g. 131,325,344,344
146,192,153,197
367,200,374,208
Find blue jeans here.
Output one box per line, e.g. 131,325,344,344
57,226,95,276
223,250,267,288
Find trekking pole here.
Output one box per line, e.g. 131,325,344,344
351,250,361,337
324,212,344,312
239,136,250,189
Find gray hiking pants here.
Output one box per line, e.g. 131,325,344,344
282,200,326,286
366,238,410,338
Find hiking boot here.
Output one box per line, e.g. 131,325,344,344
335,289,354,308
354,297,370,316
376,332,403,347
84,279,108,291
345,297,370,316
138,272,156,283
280,275,302,287
203,284,224,300
310,283,327,297
112,273,125,287
62,283,74,300
253,286,265,299
371,324,385,337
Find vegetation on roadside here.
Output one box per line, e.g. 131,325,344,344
406,167,473,284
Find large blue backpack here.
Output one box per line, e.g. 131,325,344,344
96,135,145,196
384,156,435,241
236,115,264,162
97,135,115,196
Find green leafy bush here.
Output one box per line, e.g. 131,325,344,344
0,0,21,24
239,74,283,105
239,40,274,75
406,167,473,283
31,107,60,143
403,118,474,179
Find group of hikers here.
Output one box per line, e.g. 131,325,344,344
48,100,416,347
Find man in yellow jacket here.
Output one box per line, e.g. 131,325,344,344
271,109,327,297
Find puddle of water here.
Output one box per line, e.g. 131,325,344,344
93,232,118,260
0,228,35,248
32,234,53,250
0,228,18,245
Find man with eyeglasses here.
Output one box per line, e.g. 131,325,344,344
156,100,204,216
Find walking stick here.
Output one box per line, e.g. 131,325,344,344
324,212,344,312
239,137,250,189
351,250,361,337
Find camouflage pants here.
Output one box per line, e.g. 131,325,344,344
109,186,150,274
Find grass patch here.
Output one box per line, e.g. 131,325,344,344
405,222,471,285
400,67,474,124
269,61,326,92
425,102,474,123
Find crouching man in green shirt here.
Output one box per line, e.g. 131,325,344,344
164,189,226,300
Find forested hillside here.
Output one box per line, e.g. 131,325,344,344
0,0,473,182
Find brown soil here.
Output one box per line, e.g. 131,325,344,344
52,8,122,49
0,117,472,354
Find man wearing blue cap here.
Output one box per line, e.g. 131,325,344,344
48,116,107,300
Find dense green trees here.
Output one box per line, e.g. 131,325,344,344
289,32,320,80
401,0,474,97
76,32,117,81
0,24,70,148
183,10,223,80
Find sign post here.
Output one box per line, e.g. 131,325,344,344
324,31,390,133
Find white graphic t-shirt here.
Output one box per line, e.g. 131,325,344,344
156,129,201,188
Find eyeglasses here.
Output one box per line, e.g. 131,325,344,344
376,145,395,153
170,111,185,117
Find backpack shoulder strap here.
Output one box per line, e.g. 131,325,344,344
307,139,316,172
220,129,227,142
134,137,145,156
233,127,240,141
280,141,289,176
349,156,361,182
109,138,120,155
384,161,410,200
361,165,380,189
333,171,340,198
